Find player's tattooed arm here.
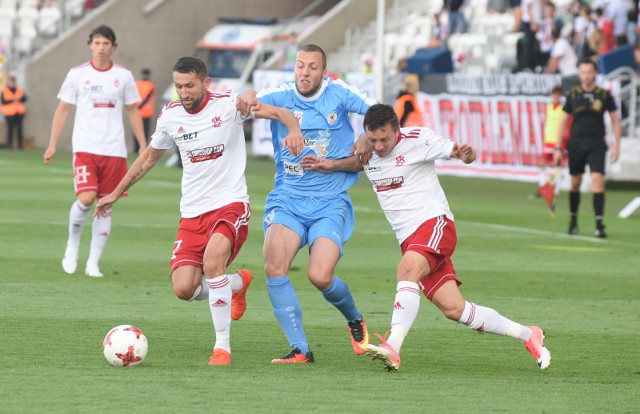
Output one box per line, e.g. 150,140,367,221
96,147,166,217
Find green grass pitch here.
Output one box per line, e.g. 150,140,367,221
1,149,639,413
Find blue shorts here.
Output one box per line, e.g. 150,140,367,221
263,188,355,256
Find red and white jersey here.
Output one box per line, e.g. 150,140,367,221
151,91,250,218
364,127,455,244
57,61,139,157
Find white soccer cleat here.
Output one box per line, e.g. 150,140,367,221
61,249,78,274
85,265,103,278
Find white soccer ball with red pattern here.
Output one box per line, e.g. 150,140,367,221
103,325,148,367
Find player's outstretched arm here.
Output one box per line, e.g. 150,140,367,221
450,143,476,164
609,110,622,162
95,146,166,217
254,103,304,157
301,155,363,173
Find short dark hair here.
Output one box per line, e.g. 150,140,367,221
173,57,208,80
578,58,598,71
363,104,399,132
88,25,116,45
299,44,327,70
551,85,563,95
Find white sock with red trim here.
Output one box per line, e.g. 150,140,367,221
458,301,532,341
66,200,91,255
387,281,421,353
86,214,111,272
207,275,232,352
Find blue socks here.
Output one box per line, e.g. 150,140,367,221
322,276,361,322
266,275,309,354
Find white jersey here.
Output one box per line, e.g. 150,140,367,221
364,127,455,244
57,61,140,157
151,91,250,218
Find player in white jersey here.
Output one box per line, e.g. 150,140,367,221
96,57,303,365
43,25,148,278
302,104,551,371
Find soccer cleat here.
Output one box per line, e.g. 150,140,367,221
85,265,103,278
524,325,551,370
347,318,370,355
62,245,78,274
567,222,578,235
209,348,231,365
231,269,252,320
62,256,78,274
594,225,607,238
271,347,314,364
366,332,401,371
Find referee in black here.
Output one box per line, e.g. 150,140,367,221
554,59,621,238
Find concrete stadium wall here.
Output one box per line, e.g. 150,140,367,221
25,0,339,150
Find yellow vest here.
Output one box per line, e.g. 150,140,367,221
544,103,563,144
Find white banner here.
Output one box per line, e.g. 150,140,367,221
251,71,619,183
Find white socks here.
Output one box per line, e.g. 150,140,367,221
64,199,111,276
388,281,421,353
86,214,111,273
66,200,91,257
458,301,532,341
207,275,232,352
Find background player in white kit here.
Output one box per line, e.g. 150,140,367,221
43,25,148,277
302,104,551,371
96,56,303,365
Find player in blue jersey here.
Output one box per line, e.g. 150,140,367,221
238,44,376,363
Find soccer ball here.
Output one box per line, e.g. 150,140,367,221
103,325,148,367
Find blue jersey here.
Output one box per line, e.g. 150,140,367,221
258,77,376,195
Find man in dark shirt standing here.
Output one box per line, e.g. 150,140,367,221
554,59,621,238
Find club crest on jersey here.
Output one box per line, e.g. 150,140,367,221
592,99,602,111
212,116,222,128
395,155,405,166
371,176,404,192
188,145,224,163
304,129,330,157
293,110,303,125
114,79,120,88
327,111,338,125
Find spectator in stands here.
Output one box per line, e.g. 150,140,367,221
443,0,468,35
509,0,523,33
394,75,424,128
545,27,578,76
537,1,563,68
428,12,449,48
1,76,28,150
573,3,595,58
608,0,629,46
516,0,543,72
133,68,155,153
594,8,615,55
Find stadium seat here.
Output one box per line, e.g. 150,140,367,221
37,5,61,37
